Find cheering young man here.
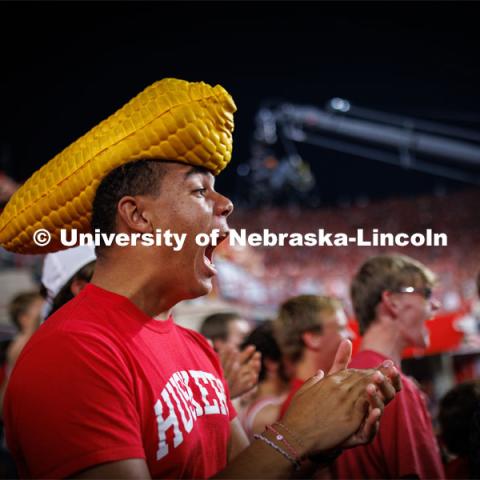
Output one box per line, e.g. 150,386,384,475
1,78,400,479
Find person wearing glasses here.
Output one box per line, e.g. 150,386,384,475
334,253,445,479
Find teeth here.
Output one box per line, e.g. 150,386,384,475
204,255,215,269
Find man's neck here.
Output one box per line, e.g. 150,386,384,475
256,377,288,398
21,325,38,337
360,318,404,366
295,350,330,381
91,255,177,319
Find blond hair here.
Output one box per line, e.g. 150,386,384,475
351,253,436,335
274,295,341,362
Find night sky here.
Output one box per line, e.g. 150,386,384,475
1,1,479,206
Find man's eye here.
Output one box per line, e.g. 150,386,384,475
193,188,207,196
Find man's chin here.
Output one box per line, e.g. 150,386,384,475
184,278,213,301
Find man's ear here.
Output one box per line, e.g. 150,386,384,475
213,338,226,353
116,196,152,233
381,290,400,317
17,312,28,332
302,331,323,350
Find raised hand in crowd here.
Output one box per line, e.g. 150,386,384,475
220,344,262,399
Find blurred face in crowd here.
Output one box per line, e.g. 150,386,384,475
226,318,251,349
20,297,45,333
394,285,440,349
304,307,355,372
319,308,355,370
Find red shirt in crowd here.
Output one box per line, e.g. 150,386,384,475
334,350,445,479
4,284,235,479
279,378,305,419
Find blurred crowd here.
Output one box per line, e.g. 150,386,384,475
219,189,480,314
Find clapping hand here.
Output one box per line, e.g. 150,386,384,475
220,345,262,399
281,339,401,456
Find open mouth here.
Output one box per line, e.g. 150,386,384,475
203,230,229,273
204,244,215,268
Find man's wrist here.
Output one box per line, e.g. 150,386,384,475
270,421,309,458
260,422,344,468
254,429,301,471
307,447,344,466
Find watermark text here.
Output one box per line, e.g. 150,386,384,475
32,228,448,249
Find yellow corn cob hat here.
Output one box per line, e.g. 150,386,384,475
0,78,236,254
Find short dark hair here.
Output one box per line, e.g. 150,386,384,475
200,312,242,342
91,159,169,256
8,291,42,330
241,321,285,382
439,380,480,458
351,254,436,335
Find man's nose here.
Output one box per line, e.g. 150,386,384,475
215,192,234,218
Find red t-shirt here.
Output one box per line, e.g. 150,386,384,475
445,456,470,479
4,284,235,479
279,378,305,419
334,350,445,479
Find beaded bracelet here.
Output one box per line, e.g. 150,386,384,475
273,421,306,452
253,433,301,471
273,421,343,465
265,424,300,460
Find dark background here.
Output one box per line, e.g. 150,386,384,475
1,1,479,206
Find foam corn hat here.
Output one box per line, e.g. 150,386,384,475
0,78,236,254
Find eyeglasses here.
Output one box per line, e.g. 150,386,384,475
392,286,433,300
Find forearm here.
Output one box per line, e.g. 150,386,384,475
215,437,297,479
220,426,340,479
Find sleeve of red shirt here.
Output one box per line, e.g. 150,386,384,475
182,327,237,421
223,374,237,422
4,332,145,479
216,355,237,422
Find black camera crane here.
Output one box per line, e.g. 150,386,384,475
241,98,480,205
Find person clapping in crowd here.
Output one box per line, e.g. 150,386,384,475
200,312,260,399
274,295,355,418
238,321,290,439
